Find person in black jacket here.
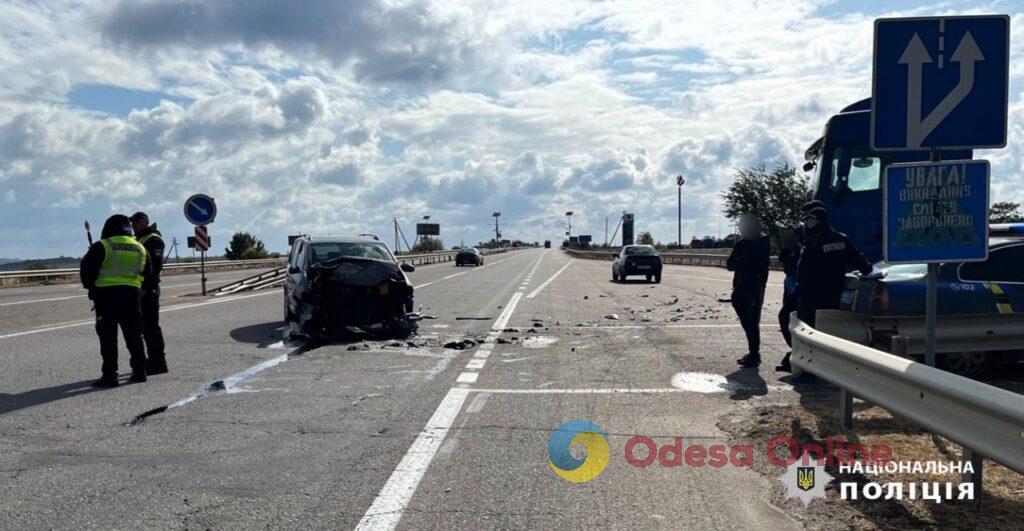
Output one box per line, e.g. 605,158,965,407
130,212,169,374
80,215,154,387
728,214,771,368
775,229,800,372
796,207,876,328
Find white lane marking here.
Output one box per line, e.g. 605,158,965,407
539,323,781,330
472,350,491,359
0,291,277,340
456,372,479,383
412,251,529,290
0,294,83,307
413,282,435,289
355,388,470,530
358,253,539,530
526,259,575,299
464,388,718,394
492,292,523,331
466,359,486,369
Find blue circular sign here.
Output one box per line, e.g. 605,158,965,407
184,194,217,225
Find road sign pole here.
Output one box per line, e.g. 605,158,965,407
201,250,207,296
677,185,681,246
923,148,941,367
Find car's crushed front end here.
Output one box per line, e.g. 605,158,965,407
290,257,416,339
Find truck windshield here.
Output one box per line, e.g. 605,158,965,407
310,242,392,264
830,146,885,192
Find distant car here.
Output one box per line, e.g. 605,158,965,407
840,225,1024,376
612,245,662,283
283,235,416,338
544,240,551,248
455,248,483,266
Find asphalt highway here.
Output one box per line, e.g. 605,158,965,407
1,249,807,529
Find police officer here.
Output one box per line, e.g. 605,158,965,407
775,229,800,372
796,207,877,328
130,212,168,375
79,215,152,387
728,214,771,368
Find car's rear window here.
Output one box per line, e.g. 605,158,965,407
625,246,656,255
310,242,392,264
458,249,477,255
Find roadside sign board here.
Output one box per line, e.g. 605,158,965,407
578,235,592,244
871,15,1009,151
883,159,989,263
194,225,211,252
184,194,217,225
416,223,440,236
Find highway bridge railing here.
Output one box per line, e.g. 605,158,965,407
790,310,1024,499
563,247,781,269
0,258,288,288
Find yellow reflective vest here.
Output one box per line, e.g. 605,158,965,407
96,235,147,289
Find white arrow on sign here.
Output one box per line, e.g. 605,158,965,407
901,31,984,148
188,199,209,217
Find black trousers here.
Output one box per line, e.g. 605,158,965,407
778,290,798,347
797,292,841,329
141,285,166,365
732,289,764,356
94,287,147,377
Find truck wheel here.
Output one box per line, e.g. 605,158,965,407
938,352,990,378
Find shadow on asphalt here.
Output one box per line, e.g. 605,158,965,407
724,367,767,400
609,279,658,284
0,379,103,416
229,321,286,345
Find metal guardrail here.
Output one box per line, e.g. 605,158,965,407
563,248,781,269
790,310,1024,495
206,248,523,295
0,258,287,288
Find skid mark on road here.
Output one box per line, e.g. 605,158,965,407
129,341,311,425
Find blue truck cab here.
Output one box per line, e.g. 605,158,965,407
803,98,972,262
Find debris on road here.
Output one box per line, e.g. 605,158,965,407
603,314,620,320
443,339,478,350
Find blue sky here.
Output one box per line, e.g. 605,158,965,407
0,0,1022,258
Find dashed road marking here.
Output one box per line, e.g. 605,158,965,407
526,258,574,298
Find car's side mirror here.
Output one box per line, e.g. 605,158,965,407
287,266,301,274
401,263,415,272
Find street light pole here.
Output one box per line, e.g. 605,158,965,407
492,212,501,248
676,175,685,247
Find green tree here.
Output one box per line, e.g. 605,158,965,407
721,163,809,246
989,201,1024,223
636,231,655,245
412,236,444,253
224,232,269,260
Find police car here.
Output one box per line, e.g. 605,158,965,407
840,224,1024,375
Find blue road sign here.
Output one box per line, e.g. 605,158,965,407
183,194,217,225
883,160,989,264
872,15,1009,151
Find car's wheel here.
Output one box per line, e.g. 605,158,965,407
654,274,661,284
938,351,990,377
645,275,652,282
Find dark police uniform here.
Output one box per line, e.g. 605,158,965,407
135,224,168,373
727,235,770,361
80,221,153,386
796,222,872,327
777,245,800,347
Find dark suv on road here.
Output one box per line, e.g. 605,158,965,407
283,235,416,338
455,248,483,266
612,245,663,283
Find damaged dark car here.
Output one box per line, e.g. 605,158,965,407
284,235,417,339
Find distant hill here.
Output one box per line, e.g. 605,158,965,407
0,256,81,271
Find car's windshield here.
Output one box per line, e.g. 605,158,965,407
310,242,392,264
624,246,656,255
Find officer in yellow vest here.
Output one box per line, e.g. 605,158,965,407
79,215,153,387
130,212,168,375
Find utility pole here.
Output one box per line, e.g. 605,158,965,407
605,217,608,246
394,218,400,253
676,175,685,247
492,212,501,248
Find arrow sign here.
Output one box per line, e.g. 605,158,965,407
183,194,217,225
872,15,1009,151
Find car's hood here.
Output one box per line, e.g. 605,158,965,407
309,256,407,287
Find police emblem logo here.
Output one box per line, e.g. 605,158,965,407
797,466,815,492
778,453,834,507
